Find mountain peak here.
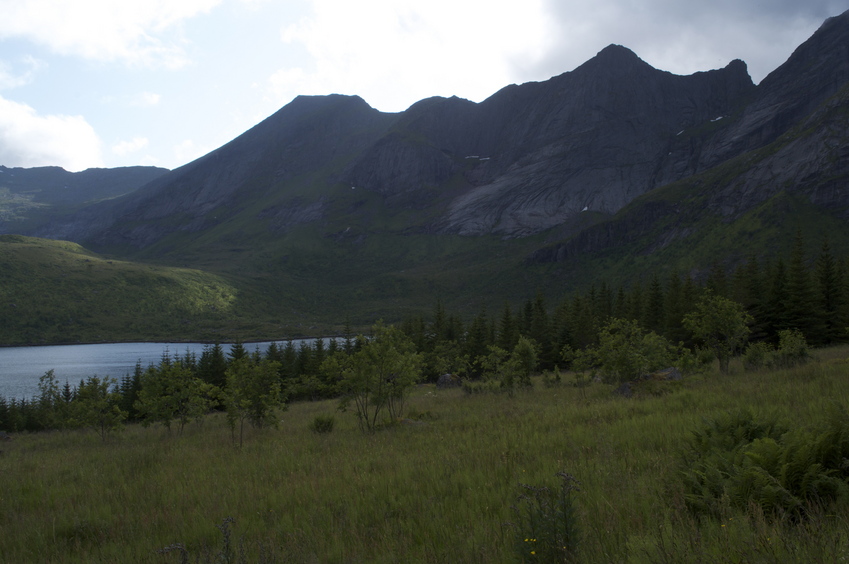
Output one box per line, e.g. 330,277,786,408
596,44,640,60
573,43,654,78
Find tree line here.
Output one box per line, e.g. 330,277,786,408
0,233,845,436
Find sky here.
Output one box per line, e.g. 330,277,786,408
0,0,844,172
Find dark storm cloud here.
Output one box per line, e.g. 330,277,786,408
525,1,848,83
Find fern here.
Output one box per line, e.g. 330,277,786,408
678,404,849,521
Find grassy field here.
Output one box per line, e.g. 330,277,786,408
2,348,849,563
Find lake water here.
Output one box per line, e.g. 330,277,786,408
0,341,303,400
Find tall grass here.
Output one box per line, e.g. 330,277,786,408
2,347,849,562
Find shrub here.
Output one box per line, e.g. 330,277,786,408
774,329,811,368
590,319,676,383
309,415,335,434
511,472,581,563
743,341,774,370
679,405,849,521
541,366,562,388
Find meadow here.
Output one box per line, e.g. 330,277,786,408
2,348,849,563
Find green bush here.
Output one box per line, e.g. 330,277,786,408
309,415,335,434
774,329,811,368
743,331,811,371
744,341,774,370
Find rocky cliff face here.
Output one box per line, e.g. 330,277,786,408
529,11,849,264
344,45,755,237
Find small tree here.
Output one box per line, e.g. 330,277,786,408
135,362,214,435
511,336,539,388
37,369,67,430
69,376,127,440
223,358,285,446
593,318,675,383
325,322,421,433
683,293,753,373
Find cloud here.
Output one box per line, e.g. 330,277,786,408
130,92,162,107
0,0,222,68
272,0,555,112
0,95,103,171
534,0,847,84
112,137,149,156
173,139,214,166
0,56,45,89
267,0,846,116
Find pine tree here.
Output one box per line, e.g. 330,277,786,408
529,292,553,368
465,307,492,372
498,303,519,351
785,232,824,343
228,341,248,364
626,282,644,324
645,274,665,334
706,261,728,298
343,316,355,355
815,239,846,344
197,343,227,390
664,271,687,343
763,258,789,342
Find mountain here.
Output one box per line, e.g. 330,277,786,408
6,10,849,340
531,10,849,267
0,165,168,234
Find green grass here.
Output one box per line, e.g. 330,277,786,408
3,347,849,562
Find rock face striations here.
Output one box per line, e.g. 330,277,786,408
23,11,849,259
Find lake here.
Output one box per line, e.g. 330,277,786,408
0,340,307,400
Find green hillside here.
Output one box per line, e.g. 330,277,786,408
0,235,265,345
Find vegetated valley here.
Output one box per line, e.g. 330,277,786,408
2,10,849,564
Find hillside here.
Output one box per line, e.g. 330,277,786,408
0,235,279,345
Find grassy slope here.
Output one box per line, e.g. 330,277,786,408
2,348,849,562
0,235,277,345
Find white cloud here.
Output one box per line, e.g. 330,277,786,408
0,56,45,89
0,0,222,68
112,136,149,156
174,139,214,166
272,0,555,112
534,0,844,84
130,92,162,107
0,95,103,171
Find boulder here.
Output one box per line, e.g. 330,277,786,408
436,373,461,389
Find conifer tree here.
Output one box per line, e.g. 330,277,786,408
498,303,519,351
227,341,248,364
465,308,492,373
645,275,665,334
664,271,687,343
815,239,846,344
764,258,790,342
785,231,824,342
706,261,729,298
198,343,228,389
343,316,355,355
626,282,644,324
